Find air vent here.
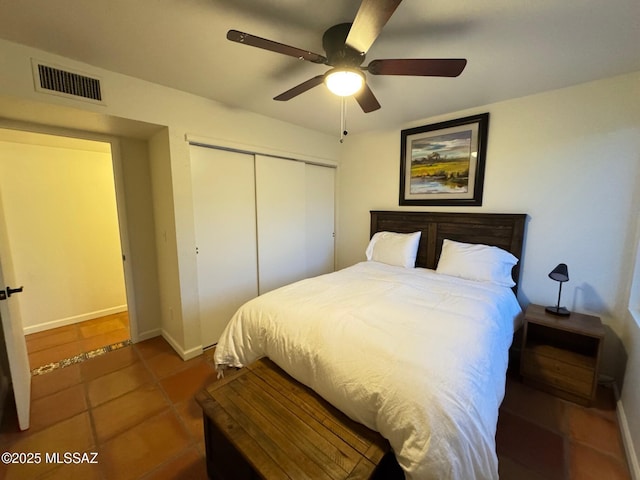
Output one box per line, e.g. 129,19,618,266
32,60,105,105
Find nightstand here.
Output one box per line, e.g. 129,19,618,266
520,304,605,406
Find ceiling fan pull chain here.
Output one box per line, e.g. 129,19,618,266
340,97,349,143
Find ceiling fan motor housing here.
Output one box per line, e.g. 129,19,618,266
322,23,365,67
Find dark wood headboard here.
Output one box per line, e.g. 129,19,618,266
370,211,527,290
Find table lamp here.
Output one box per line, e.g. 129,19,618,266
545,263,570,316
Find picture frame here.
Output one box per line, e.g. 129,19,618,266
399,113,489,206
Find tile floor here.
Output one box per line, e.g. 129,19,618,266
497,372,632,479
1,335,213,479
0,331,633,479
25,312,130,371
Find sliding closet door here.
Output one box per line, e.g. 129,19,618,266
255,155,306,294
190,146,258,348
305,163,335,277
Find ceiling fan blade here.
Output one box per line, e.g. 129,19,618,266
346,0,403,54
354,84,381,113
227,30,327,64
274,75,326,101
367,58,467,77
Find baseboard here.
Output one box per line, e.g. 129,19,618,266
135,328,162,343
132,329,203,361
23,305,128,335
615,383,640,480
161,329,203,361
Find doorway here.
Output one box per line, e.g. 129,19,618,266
0,128,130,373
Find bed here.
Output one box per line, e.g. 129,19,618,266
213,211,527,480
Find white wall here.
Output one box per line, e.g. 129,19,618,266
116,137,162,340
0,38,340,358
0,131,126,332
2,36,636,470
337,71,640,472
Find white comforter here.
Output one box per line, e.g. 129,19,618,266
214,261,522,480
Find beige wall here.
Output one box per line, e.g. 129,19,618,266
0,130,126,332
2,32,637,475
116,137,162,340
337,72,640,473
0,38,340,359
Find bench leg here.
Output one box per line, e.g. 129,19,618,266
202,414,258,480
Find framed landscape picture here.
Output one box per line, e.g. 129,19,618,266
399,113,489,206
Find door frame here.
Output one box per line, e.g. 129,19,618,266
0,122,139,342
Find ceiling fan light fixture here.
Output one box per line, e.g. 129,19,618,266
324,68,364,97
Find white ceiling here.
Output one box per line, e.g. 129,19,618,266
1,0,638,136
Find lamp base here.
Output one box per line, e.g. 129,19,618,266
545,305,570,316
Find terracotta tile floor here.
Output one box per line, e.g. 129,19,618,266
0,334,633,479
498,372,632,479
1,336,214,479
25,312,130,370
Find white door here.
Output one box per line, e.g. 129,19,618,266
305,164,336,278
255,155,307,294
0,192,30,431
190,146,259,348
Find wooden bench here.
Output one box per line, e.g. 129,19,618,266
196,357,403,479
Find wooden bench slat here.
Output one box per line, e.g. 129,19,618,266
215,385,328,480
346,457,379,480
232,376,358,478
198,357,398,480
251,359,385,455
239,369,365,470
199,392,290,479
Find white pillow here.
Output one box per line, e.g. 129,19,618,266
365,231,421,268
436,239,518,287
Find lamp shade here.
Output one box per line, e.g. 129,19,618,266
548,263,569,282
324,68,364,97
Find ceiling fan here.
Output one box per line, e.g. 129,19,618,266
226,0,467,113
